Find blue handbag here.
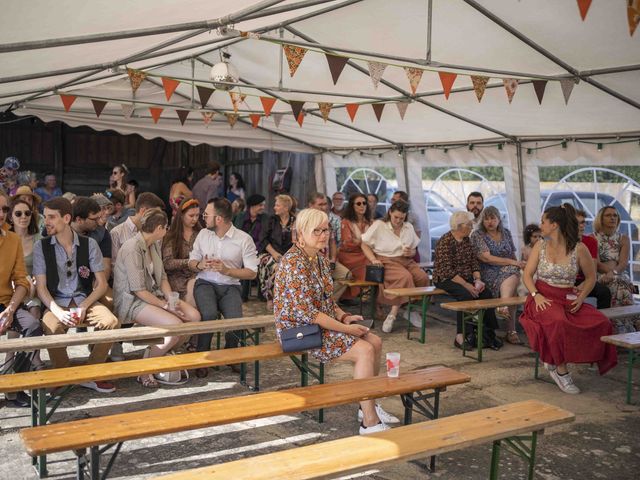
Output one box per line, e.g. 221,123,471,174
280,324,322,353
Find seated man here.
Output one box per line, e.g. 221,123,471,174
34,197,119,393
189,198,258,377
575,209,611,309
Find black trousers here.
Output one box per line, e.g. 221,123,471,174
576,279,612,310
434,279,499,337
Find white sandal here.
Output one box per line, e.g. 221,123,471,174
382,314,396,333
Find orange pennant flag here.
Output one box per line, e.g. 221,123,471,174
161,77,180,101
260,97,276,116
438,72,458,99
576,0,592,21
629,0,640,36
345,103,359,122
250,114,261,128
296,111,305,127
149,107,163,124
60,94,77,112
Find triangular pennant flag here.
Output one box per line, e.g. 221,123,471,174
470,76,490,103
296,111,305,127
196,85,214,108
59,94,76,112
503,78,519,104
345,103,359,122
272,113,283,128
260,97,276,117
91,99,107,118
229,92,240,113
404,67,424,95
438,72,458,100
176,109,190,126
371,103,385,122
161,77,180,101
325,54,349,85
249,114,261,128
367,62,387,89
127,68,147,93
289,100,305,120
121,103,134,119
628,0,640,36
395,101,409,120
560,79,577,105
283,44,307,77
576,0,592,20
226,113,238,128
318,102,333,122
532,80,548,105
149,107,163,124
201,112,214,126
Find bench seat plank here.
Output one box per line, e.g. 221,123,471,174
600,331,640,349
441,296,527,313
384,287,446,298
20,366,471,456
340,280,378,287
154,400,574,480
601,305,640,320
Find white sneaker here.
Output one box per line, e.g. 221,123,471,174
407,311,423,329
110,342,124,362
359,421,390,435
549,370,581,394
382,314,396,333
543,362,556,372
358,404,400,424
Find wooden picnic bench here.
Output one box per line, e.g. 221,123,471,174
441,297,527,362
20,366,470,480
384,286,447,343
152,400,574,480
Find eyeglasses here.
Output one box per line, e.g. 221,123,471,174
66,260,73,278
354,201,366,206
14,210,32,218
312,228,331,236
111,170,120,175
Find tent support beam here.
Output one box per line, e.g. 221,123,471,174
426,0,433,62
515,142,527,224
462,0,640,112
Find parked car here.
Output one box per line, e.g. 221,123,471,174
423,190,455,231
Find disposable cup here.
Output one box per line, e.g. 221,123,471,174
69,307,82,324
385,352,400,378
168,292,180,310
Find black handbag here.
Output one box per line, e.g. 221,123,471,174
365,264,385,283
280,324,322,353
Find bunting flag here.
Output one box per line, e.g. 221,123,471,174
149,107,163,124
503,78,519,104
325,54,349,85
283,44,307,77
91,100,107,118
226,113,238,128
371,103,385,122
532,80,548,105
201,112,214,126
196,86,214,108
272,113,283,128
576,0,592,20
296,111,305,127
127,68,147,93
345,103,359,122
404,67,424,95
367,62,387,89
249,114,261,128
59,94,76,112
176,109,190,126
395,101,409,120
471,76,490,103
628,0,640,36
161,77,180,101
438,72,457,99
260,97,277,116
560,79,577,105
318,102,333,122
289,100,305,120
229,92,240,112
121,103,134,119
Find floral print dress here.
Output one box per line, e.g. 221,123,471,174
273,245,356,363
470,228,520,298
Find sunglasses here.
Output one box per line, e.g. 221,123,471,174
66,259,73,278
354,201,367,206
13,210,32,218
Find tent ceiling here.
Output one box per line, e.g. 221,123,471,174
3,0,639,153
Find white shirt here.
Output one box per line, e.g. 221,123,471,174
361,219,420,257
110,217,138,263
189,225,258,285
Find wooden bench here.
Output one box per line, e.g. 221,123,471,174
601,331,640,404
340,279,379,319
152,400,574,480
384,287,447,343
20,366,471,480
441,297,527,362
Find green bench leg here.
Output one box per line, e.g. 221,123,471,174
476,310,484,363
534,351,540,379
461,310,484,363
290,354,325,423
490,432,540,480
405,296,429,344
370,285,377,322
490,440,501,480
627,349,636,405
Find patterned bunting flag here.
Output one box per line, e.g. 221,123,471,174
395,101,409,120
249,114,261,128
59,94,77,112
201,112,214,126
196,86,214,108
229,92,240,113
149,107,163,124
576,0,592,20
176,110,190,126
296,112,305,127
289,101,305,120
345,103,359,122
371,103,385,122
161,77,180,101
260,97,276,116
532,80,548,105
318,102,333,122
367,62,387,89
325,54,349,85
272,113,283,128
628,0,640,36
404,67,424,95
127,68,147,93
283,44,307,77
503,78,519,104
121,103,134,119
438,72,458,100
226,114,238,128
471,76,490,103
560,79,578,105
91,100,107,118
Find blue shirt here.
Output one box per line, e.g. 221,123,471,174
34,187,63,208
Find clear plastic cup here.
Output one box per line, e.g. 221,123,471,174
168,292,180,310
385,352,400,378
69,307,82,324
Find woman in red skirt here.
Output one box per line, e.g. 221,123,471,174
520,203,617,394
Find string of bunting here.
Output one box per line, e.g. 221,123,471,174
577,0,639,37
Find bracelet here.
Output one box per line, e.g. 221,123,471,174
339,312,349,322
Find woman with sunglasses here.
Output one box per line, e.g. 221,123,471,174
109,164,129,192
337,194,372,301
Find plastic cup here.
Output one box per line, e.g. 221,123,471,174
385,352,400,378
69,307,82,324
168,292,180,310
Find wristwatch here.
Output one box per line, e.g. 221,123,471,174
531,291,538,297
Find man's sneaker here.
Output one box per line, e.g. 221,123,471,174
549,370,580,395
407,311,423,329
109,342,125,362
358,404,400,424
359,421,390,435
79,381,116,393
382,314,396,333
543,362,557,372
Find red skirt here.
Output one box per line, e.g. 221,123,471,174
519,280,617,375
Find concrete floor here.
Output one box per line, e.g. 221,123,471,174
1,300,638,480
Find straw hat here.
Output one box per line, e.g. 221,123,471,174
11,185,41,204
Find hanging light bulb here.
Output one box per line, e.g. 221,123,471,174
209,52,239,91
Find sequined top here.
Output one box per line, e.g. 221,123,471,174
537,240,578,286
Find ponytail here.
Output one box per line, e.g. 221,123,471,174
543,203,579,252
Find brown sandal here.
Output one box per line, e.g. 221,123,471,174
505,331,523,345
136,375,159,388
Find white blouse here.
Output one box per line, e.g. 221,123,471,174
361,219,420,257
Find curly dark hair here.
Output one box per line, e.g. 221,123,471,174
342,193,371,223
543,203,579,252
523,223,541,246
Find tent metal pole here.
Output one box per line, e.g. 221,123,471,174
515,141,527,225
241,0,346,21
402,148,410,196
580,64,640,76
426,0,433,62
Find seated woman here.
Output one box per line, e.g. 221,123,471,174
337,193,372,300
521,224,541,262
520,203,617,394
470,206,525,345
360,200,428,333
433,211,502,351
258,194,295,308
168,167,193,217
114,208,201,387
274,208,397,435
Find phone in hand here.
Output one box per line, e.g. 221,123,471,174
353,319,374,329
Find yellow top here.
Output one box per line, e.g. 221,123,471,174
0,225,30,305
